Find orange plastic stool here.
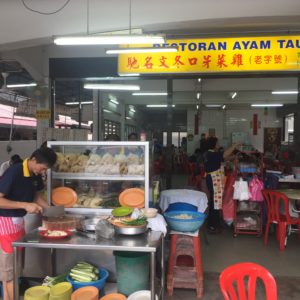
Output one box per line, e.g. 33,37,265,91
167,233,204,298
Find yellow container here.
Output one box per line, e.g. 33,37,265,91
49,282,72,300
24,286,50,300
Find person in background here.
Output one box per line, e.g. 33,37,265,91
0,147,57,300
0,155,23,177
204,137,240,234
199,133,207,154
128,132,138,141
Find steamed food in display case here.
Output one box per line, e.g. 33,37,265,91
47,142,149,211
53,150,144,175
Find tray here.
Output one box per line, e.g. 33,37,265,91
39,230,72,239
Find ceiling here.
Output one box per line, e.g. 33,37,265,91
0,0,299,112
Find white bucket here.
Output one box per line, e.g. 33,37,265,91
292,167,300,179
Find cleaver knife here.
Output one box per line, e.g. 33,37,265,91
42,205,65,218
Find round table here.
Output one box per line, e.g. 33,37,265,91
159,189,208,213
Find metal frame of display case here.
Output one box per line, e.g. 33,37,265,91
47,141,149,214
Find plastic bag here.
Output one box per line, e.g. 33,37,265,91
249,175,264,202
233,178,250,201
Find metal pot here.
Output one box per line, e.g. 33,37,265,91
114,224,148,235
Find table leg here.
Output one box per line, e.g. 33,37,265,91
160,235,165,300
13,247,19,300
50,248,56,276
150,252,156,300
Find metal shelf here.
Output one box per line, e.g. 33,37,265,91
52,172,145,181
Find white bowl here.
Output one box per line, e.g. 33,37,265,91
127,290,158,300
141,208,158,218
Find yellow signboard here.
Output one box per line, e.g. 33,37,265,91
36,109,51,120
118,36,300,74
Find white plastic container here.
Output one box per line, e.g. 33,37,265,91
128,290,158,300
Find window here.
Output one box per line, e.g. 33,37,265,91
104,119,121,139
284,114,294,143
163,132,187,147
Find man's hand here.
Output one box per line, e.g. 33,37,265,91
23,202,43,214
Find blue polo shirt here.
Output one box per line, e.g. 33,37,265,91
0,159,44,217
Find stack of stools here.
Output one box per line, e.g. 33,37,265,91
167,232,204,298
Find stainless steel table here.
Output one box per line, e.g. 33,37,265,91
12,230,164,300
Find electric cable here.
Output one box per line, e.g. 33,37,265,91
21,0,71,15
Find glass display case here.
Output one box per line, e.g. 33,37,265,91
47,141,149,215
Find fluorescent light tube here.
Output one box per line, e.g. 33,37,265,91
251,104,283,107
271,90,298,95
54,35,165,45
146,104,175,108
132,92,168,96
231,92,237,99
106,46,177,54
222,104,226,110
65,101,93,105
198,78,202,82
197,92,201,100
109,99,119,105
126,116,132,120
196,105,199,110
129,106,136,113
103,109,112,113
7,83,37,88
205,104,222,108
84,83,140,91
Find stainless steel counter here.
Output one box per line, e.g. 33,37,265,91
13,230,164,300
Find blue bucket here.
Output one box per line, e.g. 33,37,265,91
166,202,197,212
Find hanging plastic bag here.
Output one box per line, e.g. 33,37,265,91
249,175,264,202
233,178,250,201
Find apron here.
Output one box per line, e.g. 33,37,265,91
0,217,25,253
209,167,224,210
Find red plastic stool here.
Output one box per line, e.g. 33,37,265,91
167,233,204,298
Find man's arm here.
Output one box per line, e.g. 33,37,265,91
0,192,42,214
34,192,49,209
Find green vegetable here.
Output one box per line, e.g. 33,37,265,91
42,273,67,287
69,261,99,282
121,216,147,226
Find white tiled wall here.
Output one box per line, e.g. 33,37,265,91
187,108,282,154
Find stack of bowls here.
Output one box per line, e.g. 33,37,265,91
100,293,127,300
49,282,72,300
71,286,99,300
24,286,50,300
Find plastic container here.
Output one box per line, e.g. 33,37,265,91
127,290,158,300
71,286,99,300
114,251,150,296
24,286,50,300
164,211,207,232
67,267,109,291
49,282,72,300
100,293,127,300
165,202,197,212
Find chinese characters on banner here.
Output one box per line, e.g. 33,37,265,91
118,36,300,74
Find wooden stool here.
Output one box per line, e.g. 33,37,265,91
167,233,204,298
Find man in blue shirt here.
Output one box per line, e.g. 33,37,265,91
0,147,57,300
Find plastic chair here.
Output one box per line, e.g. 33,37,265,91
262,189,300,251
219,262,277,300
